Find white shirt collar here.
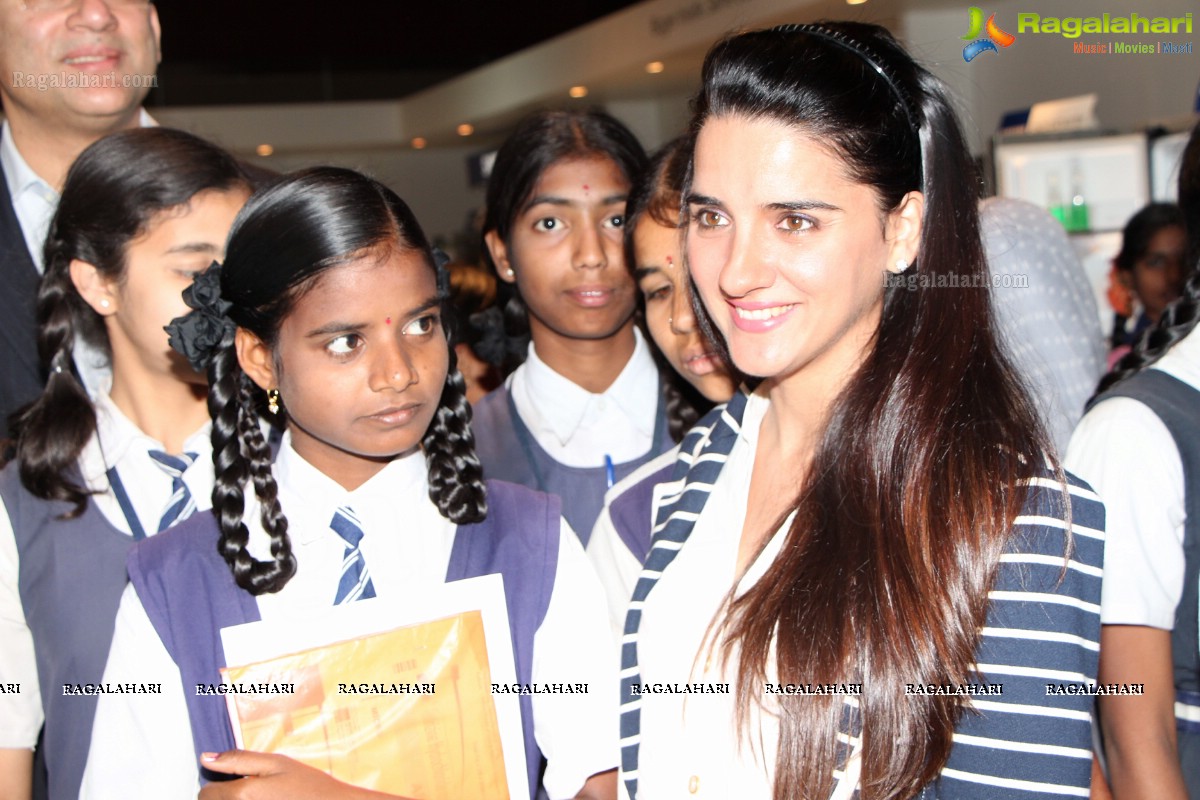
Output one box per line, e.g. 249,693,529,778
80,387,212,489
738,388,771,447
274,432,428,546
0,121,56,207
517,327,659,447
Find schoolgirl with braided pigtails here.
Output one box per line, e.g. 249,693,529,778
82,167,617,800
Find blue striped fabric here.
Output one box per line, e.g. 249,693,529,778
618,388,1105,799
146,450,199,533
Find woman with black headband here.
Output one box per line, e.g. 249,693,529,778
617,22,1103,799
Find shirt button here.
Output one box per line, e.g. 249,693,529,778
597,397,607,411
688,775,700,794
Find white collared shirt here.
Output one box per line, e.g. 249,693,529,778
82,435,618,799
1065,328,1199,629
633,390,811,799
1,111,157,394
0,121,57,277
0,388,210,748
508,327,660,467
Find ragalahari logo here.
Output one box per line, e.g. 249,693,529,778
962,7,1016,61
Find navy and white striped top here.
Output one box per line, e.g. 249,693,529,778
619,388,1104,799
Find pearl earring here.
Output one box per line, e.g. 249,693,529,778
505,268,515,278
895,258,910,273
100,298,111,309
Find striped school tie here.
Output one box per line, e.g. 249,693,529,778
146,450,199,533
331,506,377,604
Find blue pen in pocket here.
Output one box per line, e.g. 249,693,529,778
604,454,615,489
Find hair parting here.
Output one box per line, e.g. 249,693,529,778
174,167,487,594
481,108,648,366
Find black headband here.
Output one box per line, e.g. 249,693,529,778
770,23,925,188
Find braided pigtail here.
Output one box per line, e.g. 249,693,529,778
206,338,296,595
662,376,703,444
14,241,99,515
423,343,488,523
1094,267,1200,397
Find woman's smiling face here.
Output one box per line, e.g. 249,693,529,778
687,115,918,390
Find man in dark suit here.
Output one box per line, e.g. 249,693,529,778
0,0,161,439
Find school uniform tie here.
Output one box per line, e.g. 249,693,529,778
146,450,199,533
331,506,377,604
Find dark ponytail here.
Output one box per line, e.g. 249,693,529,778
422,343,486,522
13,128,248,516
205,339,296,594
173,167,486,595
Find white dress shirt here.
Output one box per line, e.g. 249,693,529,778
81,434,617,799
631,391,856,799
1065,328,1199,629
587,446,679,637
0,389,211,748
1,111,157,393
508,327,660,467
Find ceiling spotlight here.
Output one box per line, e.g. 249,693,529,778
457,123,474,137
255,144,274,157
569,85,588,98
411,137,427,149
645,61,665,74
846,0,868,4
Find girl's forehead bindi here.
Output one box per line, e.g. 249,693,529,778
385,316,392,325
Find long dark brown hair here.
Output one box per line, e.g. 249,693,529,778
691,23,1053,799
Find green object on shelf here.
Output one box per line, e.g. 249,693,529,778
1067,197,1090,232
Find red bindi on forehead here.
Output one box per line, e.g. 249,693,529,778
385,316,392,325
665,255,674,266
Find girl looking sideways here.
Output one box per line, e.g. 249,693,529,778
81,168,617,800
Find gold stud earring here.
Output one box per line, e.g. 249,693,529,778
267,388,281,415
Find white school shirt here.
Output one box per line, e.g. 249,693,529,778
1,111,156,393
0,389,212,748
81,434,618,800
587,446,680,638
1064,327,1199,629
632,391,860,800
508,327,659,467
